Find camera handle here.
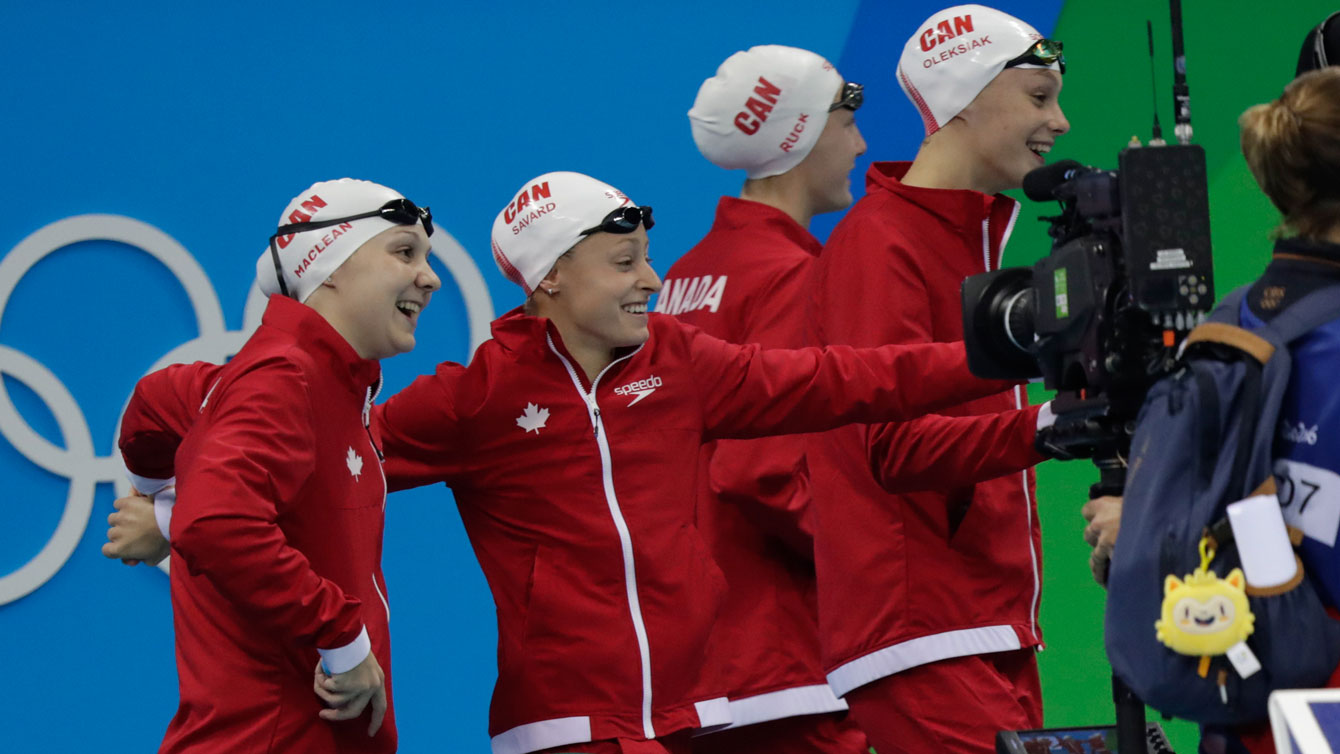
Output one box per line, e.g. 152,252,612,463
1090,455,1126,499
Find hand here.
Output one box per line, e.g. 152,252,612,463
1082,495,1123,587
315,652,387,736
101,491,170,566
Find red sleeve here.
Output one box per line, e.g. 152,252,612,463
171,358,362,650
707,437,814,555
683,323,1013,441
119,361,225,480
375,361,466,492
867,405,1045,493
820,203,1040,491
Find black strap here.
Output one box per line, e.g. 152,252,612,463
1226,357,1265,498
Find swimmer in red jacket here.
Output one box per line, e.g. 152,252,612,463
805,5,1068,753
667,41,1055,754
105,178,440,753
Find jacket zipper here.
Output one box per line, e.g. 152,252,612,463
363,380,385,462
984,205,1038,641
546,335,656,739
363,377,391,626
372,571,391,623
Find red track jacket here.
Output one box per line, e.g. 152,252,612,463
807,162,1045,697
125,304,1011,754
664,196,1045,730
120,296,396,753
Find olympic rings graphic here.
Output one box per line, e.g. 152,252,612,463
0,214,495,605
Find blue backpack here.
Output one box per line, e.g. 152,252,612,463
1105,284,1340,725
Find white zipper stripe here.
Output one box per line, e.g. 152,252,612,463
199,378,221,411
981,201,1022,273
372,570,390,623
981,219,992,272
1014,384,1040,642
365,373,391,624
998,200,1037,642
364,379,388,510
997,201,1021,269
546,336,656,739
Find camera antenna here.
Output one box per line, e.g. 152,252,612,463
1170,0,1193,144
1147,21,1166,146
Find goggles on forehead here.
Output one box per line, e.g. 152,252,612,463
828,81,864,113
1004,39,1066,75
579,205,655,236
267,198,433,298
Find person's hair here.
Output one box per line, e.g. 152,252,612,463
1239,67,1340,240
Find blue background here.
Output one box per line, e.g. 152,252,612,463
0,1,1180,750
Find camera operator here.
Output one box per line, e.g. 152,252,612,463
1093,67,1340,754
1083,9,1340,590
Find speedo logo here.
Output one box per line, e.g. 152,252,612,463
613,375,662,406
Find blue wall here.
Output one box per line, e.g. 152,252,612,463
1,1,1058,750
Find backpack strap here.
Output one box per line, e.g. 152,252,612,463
1181,323,1275,363
1258,284,1340,345
1209,284,1252,325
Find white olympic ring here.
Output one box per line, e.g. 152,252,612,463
0,214,495,604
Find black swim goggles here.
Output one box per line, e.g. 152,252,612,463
579,205,655,236
828,81,864,113
267,198,433,298
1004,39,1066,75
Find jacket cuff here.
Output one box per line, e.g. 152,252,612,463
318,626,371,675
125,471,176,540
153,486,176,541
126,470,173,497
1035,401,1056,432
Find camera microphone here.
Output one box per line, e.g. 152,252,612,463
1022,159,1089,201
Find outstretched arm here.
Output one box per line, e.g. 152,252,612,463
866,404,1048,494
375,361,467,491
686,322,1016,441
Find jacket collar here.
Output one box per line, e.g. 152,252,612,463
260,294,382,398
489,306,551,354
488,306,644,388
866,161,1018,225
865,161,1020,269
1274,236,1340,268
712,196,822,257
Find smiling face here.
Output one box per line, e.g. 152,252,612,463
314,224,441,360
1171,594,1239,634
954,68,1069,194
539,226,662,357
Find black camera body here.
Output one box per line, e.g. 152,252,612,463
961,144,1214,479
